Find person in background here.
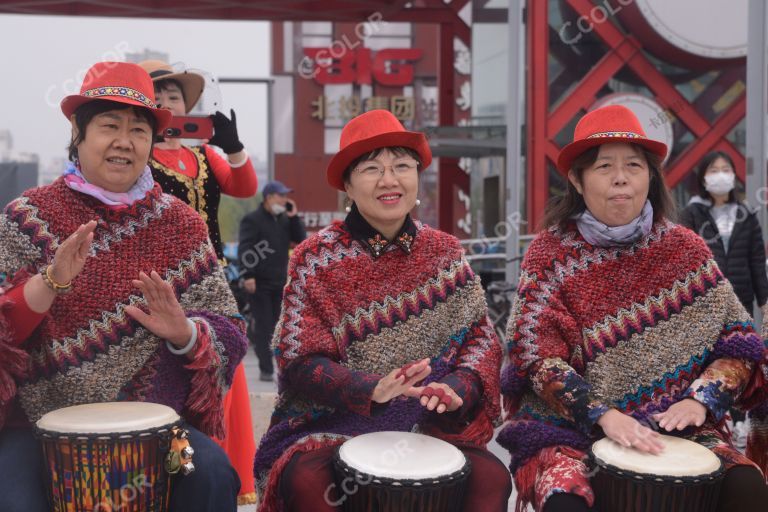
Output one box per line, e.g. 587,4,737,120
679,151,768,317
679,151,768,450
500,105,768,512
0,61,246,512
138,59,259,506
238,180,306,382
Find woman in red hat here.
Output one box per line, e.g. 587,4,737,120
138,59,259,506
499,104,768,511
0,61,247,511
253,109,512,511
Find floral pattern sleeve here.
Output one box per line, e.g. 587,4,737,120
506,263,609,434
684,357,754,422
285,355,381,417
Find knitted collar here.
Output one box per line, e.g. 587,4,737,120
344,203,417,258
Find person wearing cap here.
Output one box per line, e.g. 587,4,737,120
0,62,246,511
252,110,511,511
237,180,306,382
498,104,768,512
138,60,258,261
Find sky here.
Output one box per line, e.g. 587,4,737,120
0,14,271,171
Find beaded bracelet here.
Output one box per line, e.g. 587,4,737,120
40,265,73,294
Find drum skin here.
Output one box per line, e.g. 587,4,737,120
35,402,181,512
332,432,471,512
589,435,724,512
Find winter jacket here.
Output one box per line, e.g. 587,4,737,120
680,197,768,312
237,204,307,289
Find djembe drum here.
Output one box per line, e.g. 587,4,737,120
36,402,188,512
590,434,724,512
332,431,471,512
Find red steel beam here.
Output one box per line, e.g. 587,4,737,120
438,21,455,233
527,0,550,231
547,40,635,139
665,94,746,186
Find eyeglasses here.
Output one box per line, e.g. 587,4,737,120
354,160,418,180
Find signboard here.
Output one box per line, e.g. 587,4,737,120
303,48,424,86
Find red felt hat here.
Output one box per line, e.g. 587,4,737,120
60,61,172,133
326,110,432,191
557,104,668,173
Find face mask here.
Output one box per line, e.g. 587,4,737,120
704,172,735,196
270,203,287,215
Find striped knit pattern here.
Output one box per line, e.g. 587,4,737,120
253,221,502,511
499,220,768,487
0,178,247,436
499,222,766,500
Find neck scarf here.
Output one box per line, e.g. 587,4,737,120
63,162,155,209
575,199,654,247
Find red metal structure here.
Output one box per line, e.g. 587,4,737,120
528,0,747,231
0,0,474,237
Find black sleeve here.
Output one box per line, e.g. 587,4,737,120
237,213,259,280
289,215,307,244
678,206,696,230
747,212,768,307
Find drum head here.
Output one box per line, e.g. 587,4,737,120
591,434,721,478
338,431,466,480
36,402,180,434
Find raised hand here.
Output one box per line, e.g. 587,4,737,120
597,408,664,454
50,220,97,285
372,358,431,404
124,271,192,348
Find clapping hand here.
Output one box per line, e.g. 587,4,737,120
124,271,192,348
372,358,431,404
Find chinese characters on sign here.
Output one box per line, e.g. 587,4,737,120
298,211,346,229
311,95,420,122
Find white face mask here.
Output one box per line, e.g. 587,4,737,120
704,172,735,196
270,203,287,215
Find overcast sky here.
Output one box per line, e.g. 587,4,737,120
0,14,271,170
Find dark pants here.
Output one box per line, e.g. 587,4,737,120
279,444,513,512
248,285,283,375
543,466,768,512
0,426,240,512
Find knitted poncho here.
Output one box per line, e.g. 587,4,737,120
499,220,768,507
253,215,502,511
0,178,247,437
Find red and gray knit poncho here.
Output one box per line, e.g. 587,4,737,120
253,211,502,511
499,220,768,509
0,178,247,437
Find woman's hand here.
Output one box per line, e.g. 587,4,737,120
50,220,97,284
124,271,192,348
597,409,664,454
404,382,463,414
372,358,431,404
652,398,707,432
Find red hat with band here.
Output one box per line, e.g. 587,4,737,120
60,61,172,133
556,104,668,173
326,109,432,191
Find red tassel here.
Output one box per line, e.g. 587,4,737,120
0,301,29,430
182,322,226,439
427,410,495,448
258,436,346,512
746,415,768,481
